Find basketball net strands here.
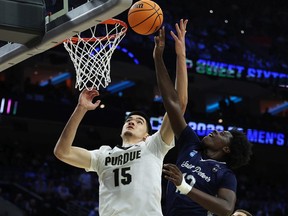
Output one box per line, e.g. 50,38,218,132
0,0,132,74
63,19,128,91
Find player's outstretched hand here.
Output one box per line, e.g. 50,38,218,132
171,19,188,57
163,163,183,186
78,88,101,111
153,26,165,59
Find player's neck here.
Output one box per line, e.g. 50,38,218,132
122,136,143,145
204,149,226,161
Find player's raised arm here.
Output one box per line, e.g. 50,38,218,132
54,89,101,169
160,19,189,144
153,21,187,142
174,19,189,113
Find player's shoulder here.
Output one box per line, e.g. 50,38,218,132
98,145,113,152
212,162,235,178
178,125,200,144
144,130,161,143
201,158,233,173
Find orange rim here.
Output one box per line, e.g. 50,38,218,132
63,18,128,43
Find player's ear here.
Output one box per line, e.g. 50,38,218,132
223,146,230,153
142,134,149,141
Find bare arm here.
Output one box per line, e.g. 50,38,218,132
187,187,236,216
54,89,101,169
163,163,236,216
153,20,188,143
161,19,189,143
174,19,189,112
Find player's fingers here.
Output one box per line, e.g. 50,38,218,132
94,100,101,107
180,18,187,29
87,89,98,96
82,88,90,94
164,164,182,175
90,93,100,101
154,36,159,44
160,26,165,38
179,19,188,36
164,163,179,170
90,89,99,95
162,168,175,176
164,175,177,183
175,23,181,36
170,31,178,41
164,163,176,169
183,19,188,28
179,19,184,29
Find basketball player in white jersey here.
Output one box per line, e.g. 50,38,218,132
54,19,188,216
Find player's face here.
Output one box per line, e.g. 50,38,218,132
202,130,233,152
121,115,148,139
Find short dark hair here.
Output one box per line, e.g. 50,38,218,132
226,129,253,169
125,111,152,134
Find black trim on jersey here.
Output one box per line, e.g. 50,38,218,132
116,145,136,150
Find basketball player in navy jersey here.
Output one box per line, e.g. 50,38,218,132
54,19,188,216
153,27,253,215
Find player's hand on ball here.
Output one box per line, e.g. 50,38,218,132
163,163,183,186
153,26,165,59
78,88,101,110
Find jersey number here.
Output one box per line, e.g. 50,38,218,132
113,167,132,186
175,172,195,193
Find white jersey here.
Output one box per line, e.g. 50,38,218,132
86,131,174,216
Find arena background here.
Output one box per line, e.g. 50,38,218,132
0,0,287,215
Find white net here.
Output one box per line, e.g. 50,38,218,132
63,19,127,91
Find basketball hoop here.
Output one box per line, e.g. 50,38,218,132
63,19,128,91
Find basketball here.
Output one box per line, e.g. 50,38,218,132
127,0,163,35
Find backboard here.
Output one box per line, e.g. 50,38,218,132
0,0,132,72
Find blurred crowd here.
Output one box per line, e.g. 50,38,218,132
124,0,288,72
0,148,100,216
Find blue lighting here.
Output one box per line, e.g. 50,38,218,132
128,52,134,58
154,96,163,102
269,101,288,115
206,103,219,112
116,45,140,65
206,96,242,113
90,48,101,56
39,72,71,86
121,48,128,53
107,81,135,94
134,59,139,64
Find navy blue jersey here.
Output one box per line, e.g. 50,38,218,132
165,126,237,216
